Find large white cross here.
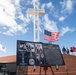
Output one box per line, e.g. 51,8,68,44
27,1,45,42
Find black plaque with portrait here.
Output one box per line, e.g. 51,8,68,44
17,40,36,66
17,40,65,66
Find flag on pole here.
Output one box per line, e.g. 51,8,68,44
44,30,59,42
71,46,76,52
0,44,7,52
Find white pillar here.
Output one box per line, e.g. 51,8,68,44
27,1,45,42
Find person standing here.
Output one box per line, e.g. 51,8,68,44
62,46,66,54
66,48,69,54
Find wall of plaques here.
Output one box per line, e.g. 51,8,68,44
17,40,65,66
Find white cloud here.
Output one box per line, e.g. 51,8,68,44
60,0,73,14
60,26,75,36
11,0,20,5
49,0,75,21
0,44,7,52
41,3,46,9
0,0,30,36
59,16,66,21
66,0,73,12
58,0,75,21
43,14,58,32
32,0,39,2
41,2,54,10
46,2,54,9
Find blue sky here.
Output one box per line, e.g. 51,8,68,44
0,0,76,57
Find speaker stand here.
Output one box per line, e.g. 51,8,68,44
50,66,55,75
39,66,55,75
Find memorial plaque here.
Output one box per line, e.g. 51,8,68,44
35,43,45,66
43,43,65,66
17,40,45,66
17,40,36,66
17,40,65,66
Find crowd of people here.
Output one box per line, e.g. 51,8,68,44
62,46,74,54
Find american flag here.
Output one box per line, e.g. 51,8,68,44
44,30,59,42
